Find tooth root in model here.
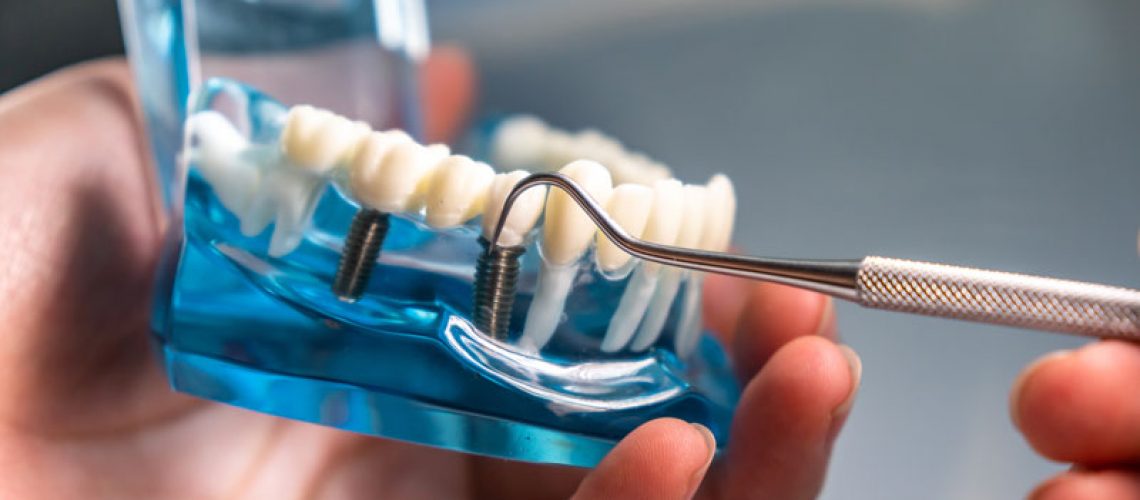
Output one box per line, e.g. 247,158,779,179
599,178,684,352
335,129,439,301
590,184,653,351
472,170,547,339
518,160,614,352
675,174,736,357
630,183,708,352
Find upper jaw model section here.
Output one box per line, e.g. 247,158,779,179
185,105,736,357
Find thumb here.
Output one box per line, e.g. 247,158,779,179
573,418,716,500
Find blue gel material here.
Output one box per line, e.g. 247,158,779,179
155,79,740,466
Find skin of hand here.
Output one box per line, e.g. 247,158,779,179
1011,341,1140,499
0,48,859,500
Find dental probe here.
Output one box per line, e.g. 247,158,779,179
490,173,1140,340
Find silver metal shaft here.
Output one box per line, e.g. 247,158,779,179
491,173,1140,340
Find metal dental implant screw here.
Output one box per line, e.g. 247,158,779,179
332,208,390,301
473,238,526,340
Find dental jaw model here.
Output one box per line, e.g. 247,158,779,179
172,79,739,467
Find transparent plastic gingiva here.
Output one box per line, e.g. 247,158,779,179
165,79,741,466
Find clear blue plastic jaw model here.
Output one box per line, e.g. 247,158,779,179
157,77,740,467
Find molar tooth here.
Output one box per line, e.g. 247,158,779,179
185,111,259,219
187,111,318,256
600,178,684,352
491,115,549,170
281,105,370,173
348,134,437,213
481,170,547,247
264,171,326,256
595,183,653,273
518,160,614,352
410,144,452,210
423,156,495,228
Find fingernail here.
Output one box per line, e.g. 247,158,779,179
687,423,716,497
832,344,862,418
1009,349,1072,429
812,297,837,339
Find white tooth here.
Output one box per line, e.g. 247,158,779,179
265,169,326,256
640,160,673,186
599,178,684,352
599,266,655,352
541,160,614,265
640,179,685,249
704,174,736,251
676,185,709,249
516,262,577,353
675,174,737,357
423,156,495,228
674,273,706,357
542,131,578,171
408,144,453,211
595,183,653,272
629,184,707,351
236,145,284,237
348,134,437,213
280,105,370,173
518,160,613,352
491,115,549,170
575,129,623,163
185,111,259,219
628,267,682,351
481,170,546,247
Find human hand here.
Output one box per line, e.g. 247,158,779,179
1011,340,1140,499
0,51,859,499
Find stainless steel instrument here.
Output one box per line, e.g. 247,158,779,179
490,173,1140,340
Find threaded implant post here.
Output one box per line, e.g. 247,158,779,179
332,209,390,302
473,238,526,340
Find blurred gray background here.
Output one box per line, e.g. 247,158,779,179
5,0,1138,498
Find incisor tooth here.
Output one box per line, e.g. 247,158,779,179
701,174,736,251
482,170,546,247
675,185,707,248
281,105,370,173
599,178,685,352
629,185,706,351
424,156,495,228
519,160,613,352
676,175,736,357
642,179,684,247
596,183,653,272
349,136,437,213
542,160,614,265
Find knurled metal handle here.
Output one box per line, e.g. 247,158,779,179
856,256,1140,339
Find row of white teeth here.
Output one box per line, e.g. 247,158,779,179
185,106,735,357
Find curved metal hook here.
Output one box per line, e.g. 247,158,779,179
491,173,862,299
